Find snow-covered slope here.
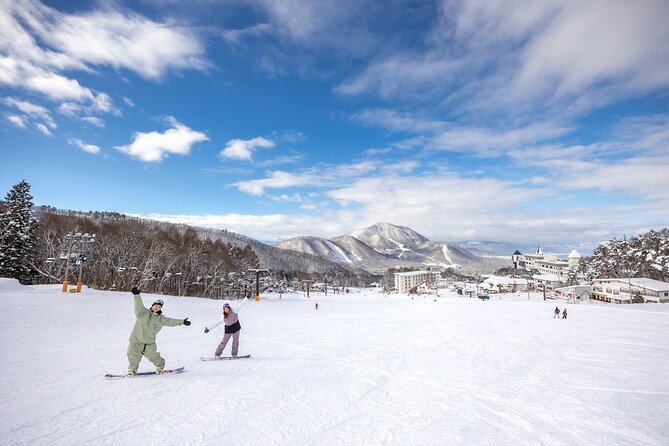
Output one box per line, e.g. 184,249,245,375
1,280,668,445
348,222,430,251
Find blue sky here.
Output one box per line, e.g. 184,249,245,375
1,0,668,248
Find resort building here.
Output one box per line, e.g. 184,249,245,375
394,270,440,294
591,278,669,304
480,276,529,293
512,247,582,281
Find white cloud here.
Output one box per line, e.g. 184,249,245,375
35,123,52,136
234,171,317,196
0,0,207,123
115,118,208,162
2,97,56,128
231,161,387,196
220,137,275,161
81,116,105,127
68,138,101,155
2,1,208,81
354,108,572,157
336,0,669,120
137,172,662,244
6,114,27,128
135,212,353,242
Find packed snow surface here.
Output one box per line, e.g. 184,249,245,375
1,279,668,446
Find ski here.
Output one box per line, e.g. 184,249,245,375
105,366,185,379
200,355,251,361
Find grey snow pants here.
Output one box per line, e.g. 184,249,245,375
215,331,240,356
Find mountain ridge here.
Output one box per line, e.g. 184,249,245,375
276,222,506,273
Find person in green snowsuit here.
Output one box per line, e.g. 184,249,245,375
127,287,191,375
562,308,568,319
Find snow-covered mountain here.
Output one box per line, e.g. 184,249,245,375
276,222,505,273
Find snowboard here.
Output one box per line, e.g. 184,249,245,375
200,354,251,361
105,367,185,379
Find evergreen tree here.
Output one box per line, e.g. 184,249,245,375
0,180,38,283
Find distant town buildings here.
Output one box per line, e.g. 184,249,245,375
390,247,668,305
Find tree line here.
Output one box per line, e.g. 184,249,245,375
0,181,378,297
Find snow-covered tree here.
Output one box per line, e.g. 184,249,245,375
0,180,38,283
584,230,668,282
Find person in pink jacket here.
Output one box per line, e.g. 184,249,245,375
204,302,242,357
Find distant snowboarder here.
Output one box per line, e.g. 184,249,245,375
562,308,568,319
127,287,190,376
204,301,244,358
315,303,319,310
554,307,560,319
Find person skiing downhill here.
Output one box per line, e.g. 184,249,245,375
204,302,243,357
554,307,560,319
127,287,191,375
562,308,568,319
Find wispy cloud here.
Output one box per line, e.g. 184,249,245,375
35,123,52,136
6,114,27,128
230,160,393,196
354,108,572,157
81,116,105,128
0,0,208,127
336,0,669,121
115,117,208,162
68,138,101,155
233,171,318,196
2,97,56,129
220,137,275,161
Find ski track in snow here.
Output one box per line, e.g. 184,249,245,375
325,240,353,263
1,281,668,446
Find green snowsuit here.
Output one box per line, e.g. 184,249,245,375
127,294,183,373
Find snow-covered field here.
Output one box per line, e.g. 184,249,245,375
1,278,668,446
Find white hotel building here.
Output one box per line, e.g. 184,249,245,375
512,247,582,281
394,270,441,294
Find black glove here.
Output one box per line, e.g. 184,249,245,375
183,318,191,326
204,328,209,333
131,287,140,295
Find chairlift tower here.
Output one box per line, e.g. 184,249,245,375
247,268,269,301
61,231,96,292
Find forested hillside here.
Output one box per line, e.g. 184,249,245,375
26,208,376,297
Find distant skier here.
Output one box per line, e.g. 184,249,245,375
127,287,191,376
554,306,560,319
562,308,568,319
315,303,319,310
204,301,244,358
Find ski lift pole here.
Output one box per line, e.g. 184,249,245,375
61,231,76,292
248,268,269,301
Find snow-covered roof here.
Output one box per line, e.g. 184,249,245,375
483,276,528,285
593,278,669,292
532,274,562,282
568,249,581,258
395,270,429,277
